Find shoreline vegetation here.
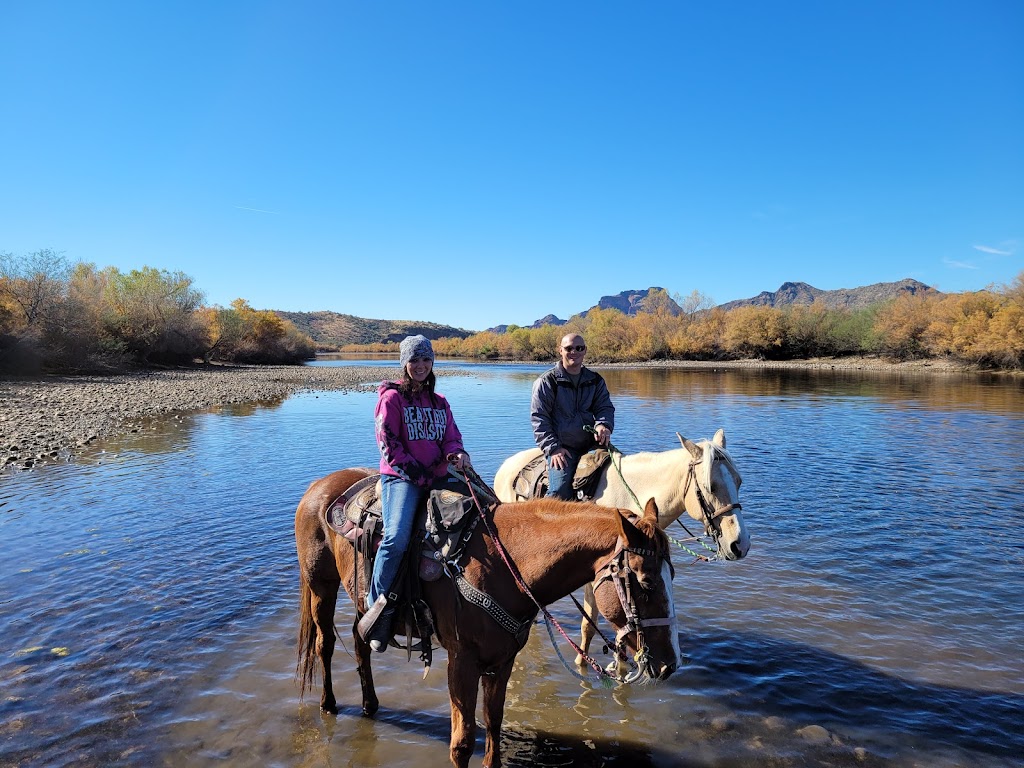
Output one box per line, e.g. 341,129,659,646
2,252,1023,378
0,355,1002,471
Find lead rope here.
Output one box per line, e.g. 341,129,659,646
584,427,718,561
457,464,622,684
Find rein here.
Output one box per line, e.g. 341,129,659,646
458,466,656,684
585,426,723,561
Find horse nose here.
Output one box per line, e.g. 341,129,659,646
727,538,749,560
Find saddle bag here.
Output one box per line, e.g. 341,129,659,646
424,483,478,561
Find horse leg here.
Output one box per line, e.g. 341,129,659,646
352,620,379,716
446,655,481,768
575,581,599,666
480,659,515,768
309,579,340,714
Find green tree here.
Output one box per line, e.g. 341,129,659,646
103,266,206,363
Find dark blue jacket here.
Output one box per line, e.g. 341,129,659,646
530,363,615,456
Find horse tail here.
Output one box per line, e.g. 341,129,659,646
296,573,317,697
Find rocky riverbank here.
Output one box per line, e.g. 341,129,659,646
0,365,394,470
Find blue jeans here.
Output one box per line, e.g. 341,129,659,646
370,475,426,605
546,448,583,501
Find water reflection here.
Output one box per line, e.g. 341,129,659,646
1,365,1022,768
599,366,1024,413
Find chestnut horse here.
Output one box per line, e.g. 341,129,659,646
295,467,679,768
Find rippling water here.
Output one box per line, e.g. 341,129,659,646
1,364,1022,767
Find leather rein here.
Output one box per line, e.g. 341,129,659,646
457,466,672,683
591,539,675,683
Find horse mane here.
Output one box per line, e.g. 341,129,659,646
696,439,740,490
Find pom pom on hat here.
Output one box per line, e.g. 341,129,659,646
399,335,434,368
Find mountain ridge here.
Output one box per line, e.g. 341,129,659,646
273,279,940,348
717,278,938,311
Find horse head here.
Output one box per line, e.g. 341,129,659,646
592,498,680,682
677,429,750,561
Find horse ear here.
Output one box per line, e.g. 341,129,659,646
643,497,660,527
677,432,701,459
713,428,726,449
617,510,647,549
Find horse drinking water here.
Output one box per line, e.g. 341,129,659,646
494,429,749,668
295,467,679,768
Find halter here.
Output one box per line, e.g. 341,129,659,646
679,450,742,555
592,539,676,683
589,425,741,561
458,464,673,684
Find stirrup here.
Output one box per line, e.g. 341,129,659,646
358,594,396,642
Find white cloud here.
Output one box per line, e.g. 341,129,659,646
234,205,279,215
943,258,978,270
972,244,1013,256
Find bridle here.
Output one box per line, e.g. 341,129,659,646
680,449,742,555
591,426,742,561
592,536,675,683
457,464,674,684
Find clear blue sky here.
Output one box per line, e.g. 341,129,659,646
2,1,1021,331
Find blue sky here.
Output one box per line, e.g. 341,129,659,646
2,1,1021,331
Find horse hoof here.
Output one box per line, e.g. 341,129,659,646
320,702,338,715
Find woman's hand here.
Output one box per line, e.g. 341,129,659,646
447,452,471,471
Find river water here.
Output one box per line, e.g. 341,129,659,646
1,362,1021,768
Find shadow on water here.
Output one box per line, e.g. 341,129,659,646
684,628,1024,763
302,703,739,768
284,624,1023,767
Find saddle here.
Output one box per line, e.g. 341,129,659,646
510,449,612,502
323,469,497,659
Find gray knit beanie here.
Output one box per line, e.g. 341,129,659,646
399,335,434,367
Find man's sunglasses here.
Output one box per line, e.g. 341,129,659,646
562,345,586,353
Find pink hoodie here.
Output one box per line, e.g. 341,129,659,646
374,381,465,487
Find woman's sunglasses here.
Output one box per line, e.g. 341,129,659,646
562,345,586,353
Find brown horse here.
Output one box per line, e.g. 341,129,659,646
295,467,679,768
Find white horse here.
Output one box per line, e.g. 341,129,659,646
494,429,749,667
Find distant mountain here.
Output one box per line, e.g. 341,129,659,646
488,313,566,334
487,288,679,332
585,287,682,317
272,310,472,348
279,280,942,346
716,279,939,311
531,313,566,328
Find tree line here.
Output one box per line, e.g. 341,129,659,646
1,249,315,373
353,281,1024,370
4,249,1022,374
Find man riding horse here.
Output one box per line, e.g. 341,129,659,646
531,332,616,500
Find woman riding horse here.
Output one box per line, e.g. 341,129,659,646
296,466,680,768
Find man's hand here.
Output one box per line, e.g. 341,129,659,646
549,447,570,470
594,424,612,447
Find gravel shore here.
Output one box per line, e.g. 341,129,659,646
0,365,394,470
0,355,990,471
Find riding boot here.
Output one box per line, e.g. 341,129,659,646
357,594,396,653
